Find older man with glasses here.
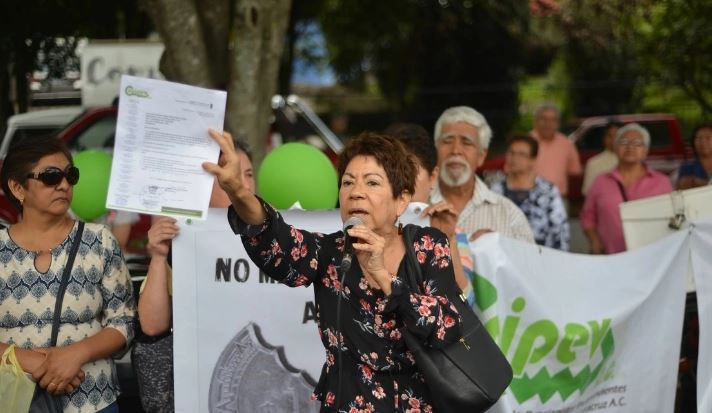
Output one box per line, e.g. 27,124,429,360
580,123,673,254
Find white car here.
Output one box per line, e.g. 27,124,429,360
0,106,83,156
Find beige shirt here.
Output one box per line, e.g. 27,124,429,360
431,176,535,243
582,150,618,195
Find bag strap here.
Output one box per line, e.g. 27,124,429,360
50,221,84,347
402,224,424,293
615,179,628,202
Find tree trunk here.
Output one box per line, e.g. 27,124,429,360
225,0,291,164
143,0,213,87
144,0,292,165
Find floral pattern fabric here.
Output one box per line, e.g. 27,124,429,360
0,222,136,413
490,175,570,251
228,201,462,413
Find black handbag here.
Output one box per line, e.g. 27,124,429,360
29,221,84,413
401,224,512,413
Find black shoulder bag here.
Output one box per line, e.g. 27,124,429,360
29,221,85,413
401,224,512,413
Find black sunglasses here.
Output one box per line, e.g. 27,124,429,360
26,166,80,186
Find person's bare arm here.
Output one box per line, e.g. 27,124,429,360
584,228,604,254
34,328,125,395
138,217,177,336
111,222,132,251
0,342,47,373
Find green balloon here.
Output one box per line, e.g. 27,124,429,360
70,150,112,221
258,143,338,209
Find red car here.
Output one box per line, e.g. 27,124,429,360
481,113,691,202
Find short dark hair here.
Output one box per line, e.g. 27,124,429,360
1,136,73,212
691,122,712,156
385,123,437,174
506,134,539,158
233,138,253,162
337,132,417,198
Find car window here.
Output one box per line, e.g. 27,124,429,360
12,128,63,144
575,125,605,152
72,115,117,151
640,120,670,148
0,128,63,156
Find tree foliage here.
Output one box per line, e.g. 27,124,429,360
638,0,712,114
553,1,644,116
538,0,712,117
317,0,532,135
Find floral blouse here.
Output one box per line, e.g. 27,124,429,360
490,175,570,251
228,201,462,413
0,222,136,413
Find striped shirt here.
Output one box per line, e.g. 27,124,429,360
430,176,534,243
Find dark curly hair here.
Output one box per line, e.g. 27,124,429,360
337,132,417,198
1,136,73,212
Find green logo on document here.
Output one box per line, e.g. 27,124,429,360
125,85,150,98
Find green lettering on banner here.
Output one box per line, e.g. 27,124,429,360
501,297,526,355
556,323,589,364
472,272,617,404
511,320,559,375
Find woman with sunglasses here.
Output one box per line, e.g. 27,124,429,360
0,137,136,413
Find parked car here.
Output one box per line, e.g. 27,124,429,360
481,113,691,202
1,106,83,153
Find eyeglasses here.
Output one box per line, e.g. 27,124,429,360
617,139,646,148
505,150,533,159
26,166,80,186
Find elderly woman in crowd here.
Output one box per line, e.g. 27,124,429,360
0,137,135,413
490,134,570,250
677,122,712,189
581,123,673,254
203,130,462,412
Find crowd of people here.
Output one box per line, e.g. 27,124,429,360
0,101,709,413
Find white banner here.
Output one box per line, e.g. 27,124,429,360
692,219,712,413
172,208,708,413
471,233,689,413
172,209,342,413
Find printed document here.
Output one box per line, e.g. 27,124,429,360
107,75,226,219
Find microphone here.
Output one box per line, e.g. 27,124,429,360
340,216,363,274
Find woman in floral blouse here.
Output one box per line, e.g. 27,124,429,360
204,130,463,412
0,137,135,413
490,134,570,250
